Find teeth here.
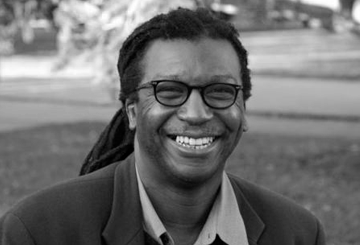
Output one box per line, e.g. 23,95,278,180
175,136,215,149
184,137,189,144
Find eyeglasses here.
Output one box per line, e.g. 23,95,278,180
136,80,243,109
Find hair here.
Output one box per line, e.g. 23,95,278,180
80,7,252,175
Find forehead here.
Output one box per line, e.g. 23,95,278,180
141,38,241,84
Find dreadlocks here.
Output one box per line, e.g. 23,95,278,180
80,7,252,175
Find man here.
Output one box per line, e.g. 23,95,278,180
0,8,325,245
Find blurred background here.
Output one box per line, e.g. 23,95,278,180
0,0,359,244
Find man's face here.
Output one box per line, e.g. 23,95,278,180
126,38,248,186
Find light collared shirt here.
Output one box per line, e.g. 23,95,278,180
136,166,249,245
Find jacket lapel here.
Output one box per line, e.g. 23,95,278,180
102,155,144,245
229,177,265,245
101,156,265,245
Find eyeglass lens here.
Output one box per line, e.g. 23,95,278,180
154,81,238,109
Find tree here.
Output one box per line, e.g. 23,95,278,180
0,0,57,55
339,0,356,18
51,0,200,100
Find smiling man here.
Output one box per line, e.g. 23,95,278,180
130,38,246,185
0,8,325,245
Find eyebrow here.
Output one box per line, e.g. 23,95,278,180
152,74,238,84
152,74,184,81
209,75,237,84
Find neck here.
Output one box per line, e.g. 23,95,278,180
135,159,222,244
142,175,221,245
146,177,220,223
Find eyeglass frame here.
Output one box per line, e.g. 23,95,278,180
135,80,243,109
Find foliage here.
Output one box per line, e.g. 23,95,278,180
50,0,199,88
0,0,55,55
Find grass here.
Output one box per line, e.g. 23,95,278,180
0,122,359,245
0,122,101,212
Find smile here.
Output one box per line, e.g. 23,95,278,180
175,136,215,149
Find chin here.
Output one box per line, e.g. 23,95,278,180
164,155,225,187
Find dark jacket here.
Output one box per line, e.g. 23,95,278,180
0,154,325,245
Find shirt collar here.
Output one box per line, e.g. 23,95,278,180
135,166,175,245
136,166,248,245
194,172,249,245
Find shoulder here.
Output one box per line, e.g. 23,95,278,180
2,162,120,232
228,173,314,219
228,173,326,244
0,158,139,244
18,162,118,211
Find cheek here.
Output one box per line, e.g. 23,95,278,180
219,104,246,155
222,103,245,133
139,96,158,118
137,96,174,135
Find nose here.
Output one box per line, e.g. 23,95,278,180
177,89,213,124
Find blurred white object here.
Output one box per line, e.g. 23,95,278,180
211,1,238,15
293,0,340,11
353,0,360,24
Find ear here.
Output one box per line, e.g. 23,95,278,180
125,99,137,130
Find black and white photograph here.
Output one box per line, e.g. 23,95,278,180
1,1,359,244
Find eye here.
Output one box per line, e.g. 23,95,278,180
156,81,187,99
205,84,236,100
